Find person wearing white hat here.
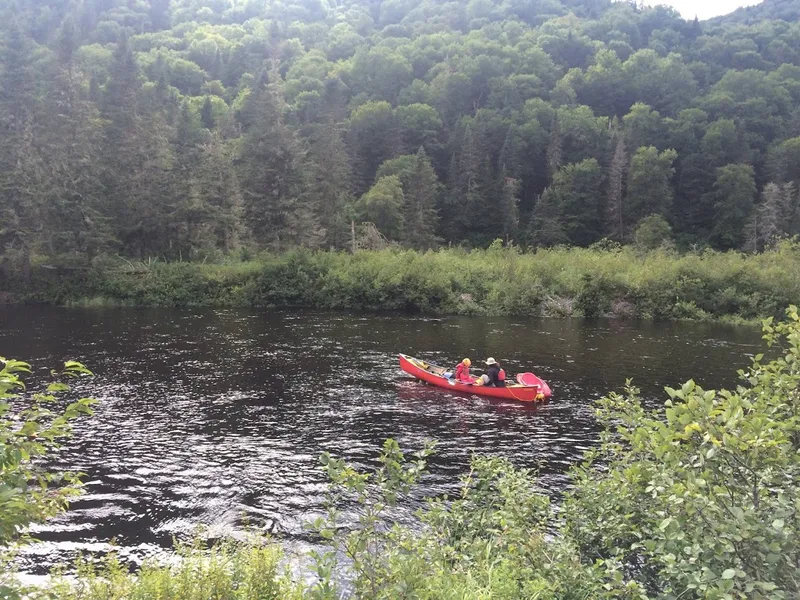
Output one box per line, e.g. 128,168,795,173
478,357,506,387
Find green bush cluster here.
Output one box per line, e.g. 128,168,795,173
6,241,800,322
38,540,300,600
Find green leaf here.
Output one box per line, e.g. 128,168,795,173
721,569,736,580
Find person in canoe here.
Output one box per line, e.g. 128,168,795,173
476,357,506,387
454,358,475,383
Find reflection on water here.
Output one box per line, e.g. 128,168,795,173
0,307,761,573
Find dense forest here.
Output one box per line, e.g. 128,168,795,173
2,0,800,267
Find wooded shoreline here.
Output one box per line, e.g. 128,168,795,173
4,244,798,324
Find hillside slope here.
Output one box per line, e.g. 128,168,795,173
0,0,799,264
708,0,800,24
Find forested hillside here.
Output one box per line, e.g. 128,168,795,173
1,0,800,265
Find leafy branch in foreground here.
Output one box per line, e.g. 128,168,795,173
564,306,800,599
307,440,606,599
0,358,96,563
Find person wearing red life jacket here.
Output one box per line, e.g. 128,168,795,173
478,357,506,387
454,358,474,383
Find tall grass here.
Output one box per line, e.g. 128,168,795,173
42,540,301,600
8,241,800,322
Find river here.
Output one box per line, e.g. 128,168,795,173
0,306,763,574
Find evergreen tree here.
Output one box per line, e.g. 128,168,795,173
0,22,40,276
607,132,627,241
347,101,398,195
306,119,353,248
210,48,224,82
550,159,605,247
769,137,800,189
201,133,245,252
625,146,678,234
102,37,139,133
745,182,787,253
711,164,757,250
237,70,309,248
100,37,175,258
37,17,111,261
200,96,215,130
404,147,441,250
528,190,567,248
546,115,563,179
169,103,209,257
442,123,491,244
454,123,496,245
499,171,521,242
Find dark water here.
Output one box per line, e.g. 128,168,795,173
0,306,762,574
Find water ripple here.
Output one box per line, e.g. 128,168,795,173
0,307,761,574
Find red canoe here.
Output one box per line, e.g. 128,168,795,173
399,354,551,403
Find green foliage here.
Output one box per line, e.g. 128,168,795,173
626,147,679,234
44,538,300,600
711,164,757,250
4,0,800,262
306,438,436,598
307,439,602,599
355,176,406,240
0,358,96,597
564,305,800,599
634,214,673,252
0,359,96,549
547,158,605,247
8,243,800,323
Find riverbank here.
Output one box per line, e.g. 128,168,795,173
4,243,799,323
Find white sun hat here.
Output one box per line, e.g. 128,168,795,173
485,357,497,365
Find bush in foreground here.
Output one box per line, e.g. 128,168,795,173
43,540,301,600
0,358,95,598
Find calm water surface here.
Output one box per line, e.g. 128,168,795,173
0,307,762,573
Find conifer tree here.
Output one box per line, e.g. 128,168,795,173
404,147,441,250
625,146,677,234
551,159,605,247
306,119,353,248
528,190,567,248
37,17,111,261
499,171,521,242
237,68,311,248
101,37,174,258
0,22,40,275
546,115,563,180
711,164,757,250
607,131,627,241
201,133,245,252
200,96,215,130
745,182,787,252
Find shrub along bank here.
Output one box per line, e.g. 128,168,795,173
5,241,800,322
